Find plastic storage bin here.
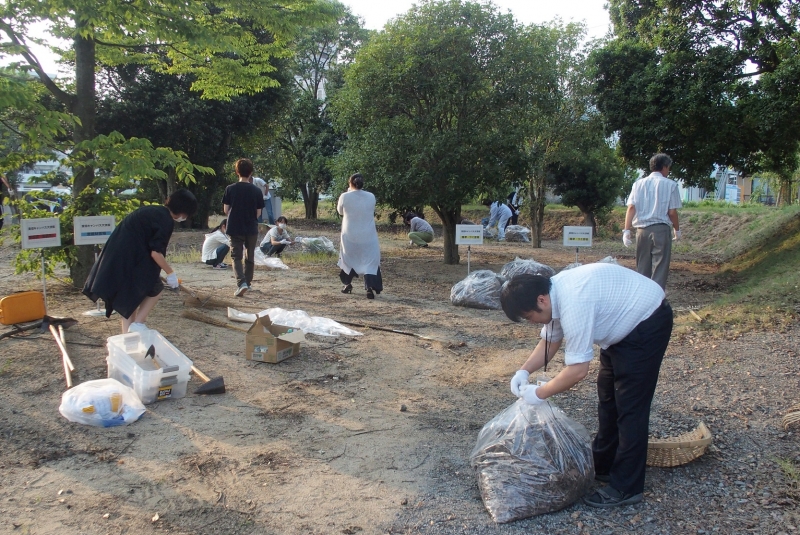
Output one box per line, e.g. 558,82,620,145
106,329,193,404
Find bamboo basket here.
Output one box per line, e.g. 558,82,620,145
782,404,800,430
646,422,712,467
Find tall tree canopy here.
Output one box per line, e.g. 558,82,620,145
332,0,553,263
593,0,800,193
0,0,337,284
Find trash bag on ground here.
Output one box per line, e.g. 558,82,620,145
228,307,362,337
254,247,289,269
504,225,531,243
597,256,619,265
450,270,505,310
469,399,595,523
500,258,556,281
295,236,336,255
483,226,498,239
59,378,146,427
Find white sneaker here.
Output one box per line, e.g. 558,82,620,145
234,283,249,297
128,322,148,334
409,240,413,246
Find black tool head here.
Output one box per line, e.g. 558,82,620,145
145,344,156,359
195,376,226,395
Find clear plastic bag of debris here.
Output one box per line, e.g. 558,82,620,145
295,236,336,255
597,256,618,265
483,226,498,239
450,270,505,310
59,378,146,428
504,225,531,243
470,399,595,523
253,248,289,269
499,258,556,281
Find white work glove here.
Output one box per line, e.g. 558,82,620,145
622,229,633,247
165,272,179,289
510,370,530,397
519,384,545,405
673,229,681,241
280,239,291,245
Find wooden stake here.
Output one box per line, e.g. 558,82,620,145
49,324,73,388
689,309,704,322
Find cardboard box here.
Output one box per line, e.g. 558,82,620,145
245,315,305,363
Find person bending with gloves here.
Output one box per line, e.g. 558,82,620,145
83,189,198,333
500,263,673,508
259,216,294,258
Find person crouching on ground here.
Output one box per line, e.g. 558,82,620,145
403,211,434,247
223,158,265,297
202,219,230,269
482,198,512,241
260,216,294,258
500,263,673,508
83,188,198,333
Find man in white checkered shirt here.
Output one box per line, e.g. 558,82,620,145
500,263,673,509
623,153,682,289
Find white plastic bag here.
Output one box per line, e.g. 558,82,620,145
450,270,505,310
59,378,146,427
253,247,289,269
295,236,336,254
504,225,531,243
470,399,594,523
227,307,362,337
499,258,556,281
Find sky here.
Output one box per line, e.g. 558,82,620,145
26,0,611,76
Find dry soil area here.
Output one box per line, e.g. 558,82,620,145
0,220,798,535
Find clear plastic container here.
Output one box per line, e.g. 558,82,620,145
106,329,193,404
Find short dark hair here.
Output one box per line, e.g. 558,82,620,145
165,188,198,218
349,173,364,190
276,216,288,224
500,274,553,322
649,153,673,172
235,158,254,178
403,212,416,223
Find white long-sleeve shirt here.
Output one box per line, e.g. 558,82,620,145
201,229,230,262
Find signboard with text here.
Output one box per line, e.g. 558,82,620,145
455,224,484,245
74,216,116,245
562,226,593,247
21,218,61,249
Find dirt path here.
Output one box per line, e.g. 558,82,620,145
1,224,798,535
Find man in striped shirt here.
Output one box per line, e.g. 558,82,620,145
623,153,682,289
501,263,673,508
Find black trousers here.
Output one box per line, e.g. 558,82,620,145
230,234,257,287
592,300,673,495
339,267,383,293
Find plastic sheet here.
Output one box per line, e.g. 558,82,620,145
597,256,619,265
470,399,594,523
504,225,531,243
59,378,146,427
499,258,556,281
228,307,362,337
450,270,505,310
295,236,336,255
253,247,289,269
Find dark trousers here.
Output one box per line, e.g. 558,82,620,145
592,300,673,496
260,243,286,257
230,234,257,287
339,267,383,294
204,244,230,266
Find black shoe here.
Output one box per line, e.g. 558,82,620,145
366,288,375,299
341,284,352,294
583,487,643,508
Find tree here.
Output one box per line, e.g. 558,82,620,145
264,3,370,219
332,0,552,263
0,0,337,286
593,0,800,191
548,141,628,235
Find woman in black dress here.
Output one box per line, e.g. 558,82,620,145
83,189,197,333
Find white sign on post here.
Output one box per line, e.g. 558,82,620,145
562,226,593,247
21,218,62,249
455,224,484,245
74,216,115,245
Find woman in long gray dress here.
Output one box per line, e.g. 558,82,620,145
337,173,383,299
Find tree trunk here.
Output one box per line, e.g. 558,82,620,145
527,172,546,248
778,179,793,207
433,205,460,265
578,206,597,236
68,25,97,289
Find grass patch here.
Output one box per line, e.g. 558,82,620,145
774,457,800,500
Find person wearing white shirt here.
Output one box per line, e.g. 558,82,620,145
259,216,294,257
500,263,672,509
252,176,275,225
201,219,230,269
623,153,682,289
483,199,513,241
